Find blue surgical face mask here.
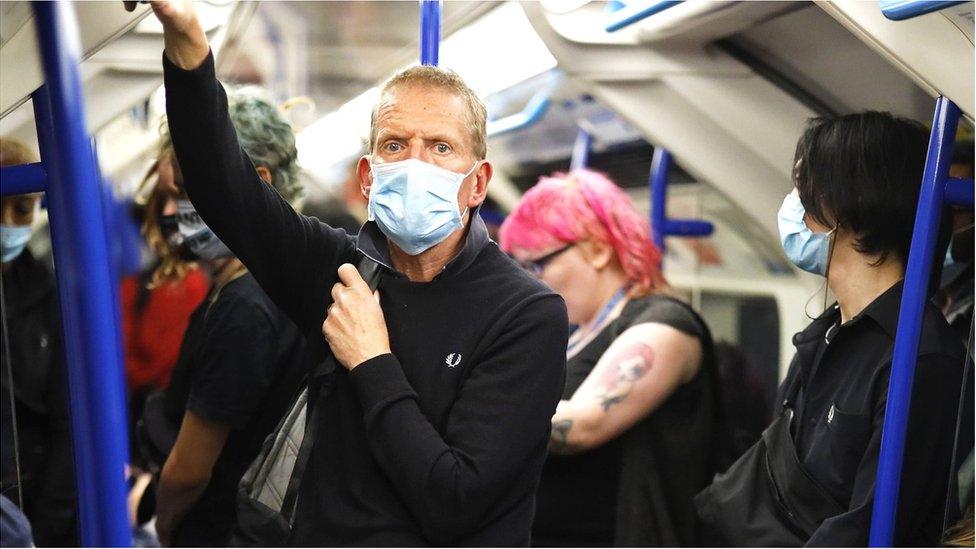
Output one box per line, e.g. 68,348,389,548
778,191,835,276
368,158,478,256
176,200,234,261
0,224,32,263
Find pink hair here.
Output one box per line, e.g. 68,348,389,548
499,169,666,294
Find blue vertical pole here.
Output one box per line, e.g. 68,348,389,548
649,147,670,251
420,0,441,66
868,97,961,546
570,127,592,171
31,1,131,546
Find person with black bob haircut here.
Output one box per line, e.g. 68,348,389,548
695,111,968,546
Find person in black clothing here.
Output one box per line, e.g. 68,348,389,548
499,169,722,546
0,138,78,547
937,140,974,343
150,90,309,547
132,1,567,546
696,111,968,545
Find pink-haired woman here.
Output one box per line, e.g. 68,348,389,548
500,169,722,546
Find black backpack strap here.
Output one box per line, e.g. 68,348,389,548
278,255,384,526
280,368,329,526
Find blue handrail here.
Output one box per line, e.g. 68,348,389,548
945,177,975,207
420,0,441,66
878,0,966,21
486,90,551,137
0,163,48,195
606,0,683,33
869,97,971,546
570,127,593,171
22,2,131,546
649,148,714,252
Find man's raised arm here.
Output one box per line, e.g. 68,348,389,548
131,1,355,332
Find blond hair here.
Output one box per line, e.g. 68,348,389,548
0,137,39,167
370,65,488,159
135,122,194,287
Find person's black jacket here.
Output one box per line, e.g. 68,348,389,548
0,249,77,546
163,51,568,546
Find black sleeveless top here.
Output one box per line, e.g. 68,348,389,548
532,294,719,547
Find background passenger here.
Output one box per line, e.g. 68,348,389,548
124,139,210,470
936,139,974,343
500,169,723,547
152,90,309,547
0,137,78,547
713,341,771,456
696,111,967,546
124,138,211,396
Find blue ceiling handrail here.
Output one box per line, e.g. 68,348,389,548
649,148,714,253
878,0,966,21
0,162,48,195
570,127,593,171
486,90,552,137
606,0,683,33
16,2,132,546
419,0,441,66
945,176,975,207
868,96,972,546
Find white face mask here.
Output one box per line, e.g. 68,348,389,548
176,199,234,261
367,158,478,256
778,191,835,276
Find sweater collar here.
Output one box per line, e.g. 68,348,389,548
355,208,490,280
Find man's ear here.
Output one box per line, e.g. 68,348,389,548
466,160,493,210
256,166,273,185
357,155,373,201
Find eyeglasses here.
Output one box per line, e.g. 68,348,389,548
518,244,573,277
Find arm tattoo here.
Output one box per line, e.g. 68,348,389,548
550,419,573,453
593,342,654,411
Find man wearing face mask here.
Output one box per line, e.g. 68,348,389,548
150,90,310,547
0,138,78,546
132,1,567,545
695,112,968,546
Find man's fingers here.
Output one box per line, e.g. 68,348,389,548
336,263,367,290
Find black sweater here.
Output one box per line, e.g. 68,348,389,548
163,52,568,546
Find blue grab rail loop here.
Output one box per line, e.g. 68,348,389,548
649,147,714,252
0,163,48,195
29,1,132,546
868,97,965,546
420,0,441,66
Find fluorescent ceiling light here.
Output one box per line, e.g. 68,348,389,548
540,0,592,15
439,2,557,97
297,86,380,177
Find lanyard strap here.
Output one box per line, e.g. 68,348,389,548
567,287,628,355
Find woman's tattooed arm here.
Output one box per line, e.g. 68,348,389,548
546,322,700,455
592,343,655,411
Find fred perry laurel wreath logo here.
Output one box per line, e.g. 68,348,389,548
445,353,462,368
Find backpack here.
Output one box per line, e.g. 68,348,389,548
230,256,383,546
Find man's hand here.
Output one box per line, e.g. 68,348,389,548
322,264,391,370
124,1,209,70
